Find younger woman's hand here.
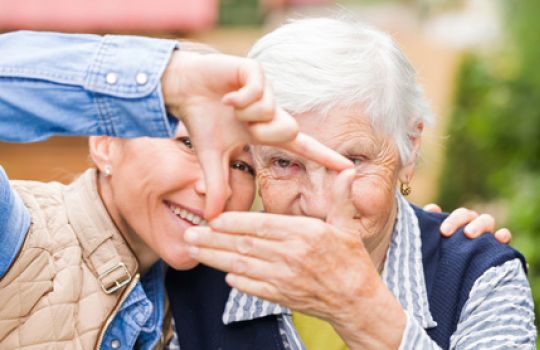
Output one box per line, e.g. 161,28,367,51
423,204,512,244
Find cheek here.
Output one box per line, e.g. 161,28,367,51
351,173,397,224
258,172,297,214
227,178,256,211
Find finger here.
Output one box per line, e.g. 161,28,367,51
210,211,321,240
494,228,512,244
184,226,280,261
226,273,281,305
326,169,358,234
464,213,495,238
197,149,230,220
234,81,275,123
222,60,265,109
248,107,299,144
282,133,353,172
440,207,478,236
423,203,442,213
187,245,277,280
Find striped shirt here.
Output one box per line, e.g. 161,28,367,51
169,194,536,349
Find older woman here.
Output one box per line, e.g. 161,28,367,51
181,18,536,349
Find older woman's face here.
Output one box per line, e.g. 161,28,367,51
256,108,402,242
106,124,256,270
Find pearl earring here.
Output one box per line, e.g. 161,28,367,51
103,165,112,177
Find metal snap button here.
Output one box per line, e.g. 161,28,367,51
106,72,118,85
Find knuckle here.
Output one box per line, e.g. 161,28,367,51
259,102,276,119
454,207,469,217
479,213,495,227
236,236,254,255
255,216,271,238
231,257,249,275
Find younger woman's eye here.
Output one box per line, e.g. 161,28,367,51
231,160,256,177
177,137,193,149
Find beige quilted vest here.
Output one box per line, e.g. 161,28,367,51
0,169,160,349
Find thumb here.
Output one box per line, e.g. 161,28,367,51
197,149,230,220
326,168,357,234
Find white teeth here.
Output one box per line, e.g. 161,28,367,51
168,203,205,226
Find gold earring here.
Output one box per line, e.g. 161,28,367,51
400,182,411,196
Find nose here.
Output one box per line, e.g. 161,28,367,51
298,167,332,220
194,176,206,195
194,169,234,202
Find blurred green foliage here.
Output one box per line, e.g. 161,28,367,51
437,0,540,332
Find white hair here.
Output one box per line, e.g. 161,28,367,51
247,17,434,164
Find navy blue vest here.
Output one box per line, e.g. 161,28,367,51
166,207,526,350
414,206,526,349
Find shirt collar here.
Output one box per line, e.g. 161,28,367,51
381,194,437,329
222,194,436,328
222,287,291,325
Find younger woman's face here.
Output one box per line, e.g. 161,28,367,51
101,124,256,270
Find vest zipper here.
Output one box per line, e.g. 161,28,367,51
96,273,141,349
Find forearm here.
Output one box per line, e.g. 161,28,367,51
330,283,407,350
0,31,178,142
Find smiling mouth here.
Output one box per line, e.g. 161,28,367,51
165,202,207,226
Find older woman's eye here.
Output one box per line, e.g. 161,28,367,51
231,160,256,177
347,156,364,167
275,159,291,168
177,137,193,149
270,158,303,179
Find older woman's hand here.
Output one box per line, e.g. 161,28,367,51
162,51,352,219
184,169,406,350
423,204,512,243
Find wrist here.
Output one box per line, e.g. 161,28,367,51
330,282,406,350
160,50,193,118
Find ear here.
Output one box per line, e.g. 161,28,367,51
88,136,117,172
398,121,423,183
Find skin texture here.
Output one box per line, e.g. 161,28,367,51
161,50,353,219
88,123,256,274
184,107,423,349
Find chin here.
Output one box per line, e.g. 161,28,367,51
165,255,200,271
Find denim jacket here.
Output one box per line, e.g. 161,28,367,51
0,31,179,349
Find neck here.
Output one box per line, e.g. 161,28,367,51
363,200,398,273
96,172,159,276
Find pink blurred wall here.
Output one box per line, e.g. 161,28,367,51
0,0,217,32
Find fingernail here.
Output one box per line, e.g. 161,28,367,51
187,246,199,256
210,217,223,229
184,229,199,242
498,231,510,243
465,226,478,237
440,223,451,235
225,273,236,285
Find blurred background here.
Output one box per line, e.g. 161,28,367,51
0,0,538,336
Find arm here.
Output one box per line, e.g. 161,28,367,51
0,30,178,141
0,167,30,278
398,259,536,349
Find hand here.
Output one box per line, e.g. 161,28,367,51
184,169,405,349
162,50,352,219
423,204,512,243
